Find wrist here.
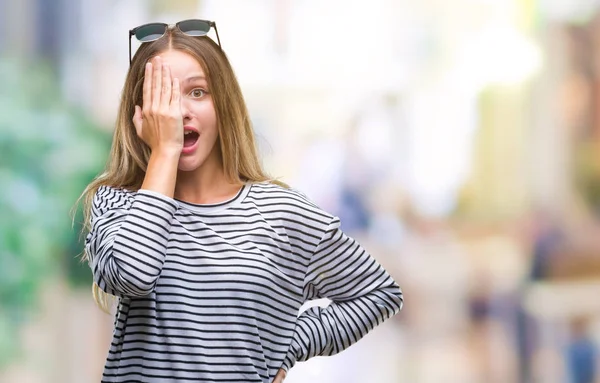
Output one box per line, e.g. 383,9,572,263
142,147,179,198
151,146,181,159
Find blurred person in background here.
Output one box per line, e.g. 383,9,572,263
76,20,403,383
566,316,597,383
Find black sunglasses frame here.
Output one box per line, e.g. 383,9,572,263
128,19,221,65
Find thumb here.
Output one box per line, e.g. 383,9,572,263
132,105,143,136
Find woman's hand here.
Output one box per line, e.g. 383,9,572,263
135,56,183,198
272,369,286,383
133,56,183,154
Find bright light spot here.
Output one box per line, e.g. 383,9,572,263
459,24,543,88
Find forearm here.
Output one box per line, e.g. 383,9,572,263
282,279,402,370
140,148,180,198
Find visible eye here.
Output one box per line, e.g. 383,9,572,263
189,88,207,98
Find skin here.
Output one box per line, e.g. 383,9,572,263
273,369,286,383
131,50,287,382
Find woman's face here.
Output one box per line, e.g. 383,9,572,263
159,49,219,173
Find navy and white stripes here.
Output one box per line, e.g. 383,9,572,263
85,182,403,383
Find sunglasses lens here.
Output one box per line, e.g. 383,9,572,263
178,20,211,36
135,24,167,42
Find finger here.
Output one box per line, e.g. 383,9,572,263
160,63,172,110
160,63,172,109
171,77,181,109
151,56,162,111
133,105,143,136
142,62,152,114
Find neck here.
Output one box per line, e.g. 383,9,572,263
174,161,243,205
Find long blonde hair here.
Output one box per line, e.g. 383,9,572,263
77,27,283,312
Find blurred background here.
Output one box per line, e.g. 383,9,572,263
2,0,600,382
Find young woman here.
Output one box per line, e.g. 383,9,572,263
80,19,403,383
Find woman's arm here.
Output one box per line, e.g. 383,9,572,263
85,186,178,297
85,58,184,298
281,217,403,371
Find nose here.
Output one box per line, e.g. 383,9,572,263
180,97,192,122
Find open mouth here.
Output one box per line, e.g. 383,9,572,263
184,131,199,148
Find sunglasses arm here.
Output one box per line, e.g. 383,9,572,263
129,31,133,65
213,24,222,49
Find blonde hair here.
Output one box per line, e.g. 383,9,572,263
77,27,284,312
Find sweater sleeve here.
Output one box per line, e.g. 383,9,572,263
281,217,403,371
84,186,178,297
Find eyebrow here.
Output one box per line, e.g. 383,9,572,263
183,76,206,84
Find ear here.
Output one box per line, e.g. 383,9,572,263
132,105,143,137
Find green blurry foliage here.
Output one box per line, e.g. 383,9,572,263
0,57,110,368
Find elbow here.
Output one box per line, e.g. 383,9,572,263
111,265,160,297
394,287,404,313
94,253,162,297
94,268,159,297
382,281,403,314
120,276,159,297
89,225,167,298
110,240,165,296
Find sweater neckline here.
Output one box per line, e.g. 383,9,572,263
174,183,251,214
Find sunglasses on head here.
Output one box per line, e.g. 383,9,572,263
128,19,221,64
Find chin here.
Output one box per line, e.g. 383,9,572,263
177,158,203,172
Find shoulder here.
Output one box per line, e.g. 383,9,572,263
247,182,334,226
91,185,136,215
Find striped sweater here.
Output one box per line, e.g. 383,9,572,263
85,182,403,383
